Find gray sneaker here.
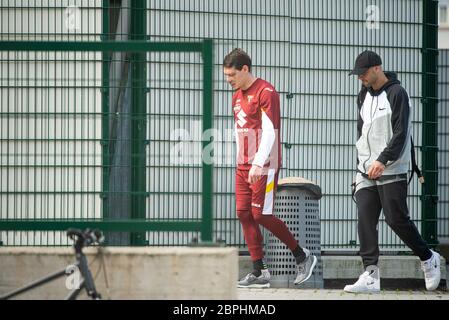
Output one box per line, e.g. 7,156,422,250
237,269,271,288
294,248,317,285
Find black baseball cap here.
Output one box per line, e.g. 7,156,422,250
349,50,382,76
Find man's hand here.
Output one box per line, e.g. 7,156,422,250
248,165,263,184
367,161,385,180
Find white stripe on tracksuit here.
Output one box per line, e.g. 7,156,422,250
262,169,276,215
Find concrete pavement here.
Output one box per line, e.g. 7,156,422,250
237,288,449,300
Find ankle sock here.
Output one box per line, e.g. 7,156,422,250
292,245,306,264
252,259,268,277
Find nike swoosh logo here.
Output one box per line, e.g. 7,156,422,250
379,108,386,110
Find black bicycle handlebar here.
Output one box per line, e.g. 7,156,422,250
67,228,104,247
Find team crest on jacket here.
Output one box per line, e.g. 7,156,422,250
236,109,247,127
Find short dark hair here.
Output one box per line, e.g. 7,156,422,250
223,48,252,72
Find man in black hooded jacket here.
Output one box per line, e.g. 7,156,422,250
345,50,441,293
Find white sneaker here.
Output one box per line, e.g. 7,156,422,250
237,269,271,288
344,266,380,293
421,250,441,291
294,248,317,285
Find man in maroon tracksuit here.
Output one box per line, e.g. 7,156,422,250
223,48,317,288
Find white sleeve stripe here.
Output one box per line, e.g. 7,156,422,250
252,110,275,168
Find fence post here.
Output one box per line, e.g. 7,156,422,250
130,0,147,245
421,0,439,248
201,39,214,242
101,0,110,230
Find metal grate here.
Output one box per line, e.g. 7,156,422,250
266,188,323,288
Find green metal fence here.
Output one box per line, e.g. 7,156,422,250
0,1,442,251
0,1,214,245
